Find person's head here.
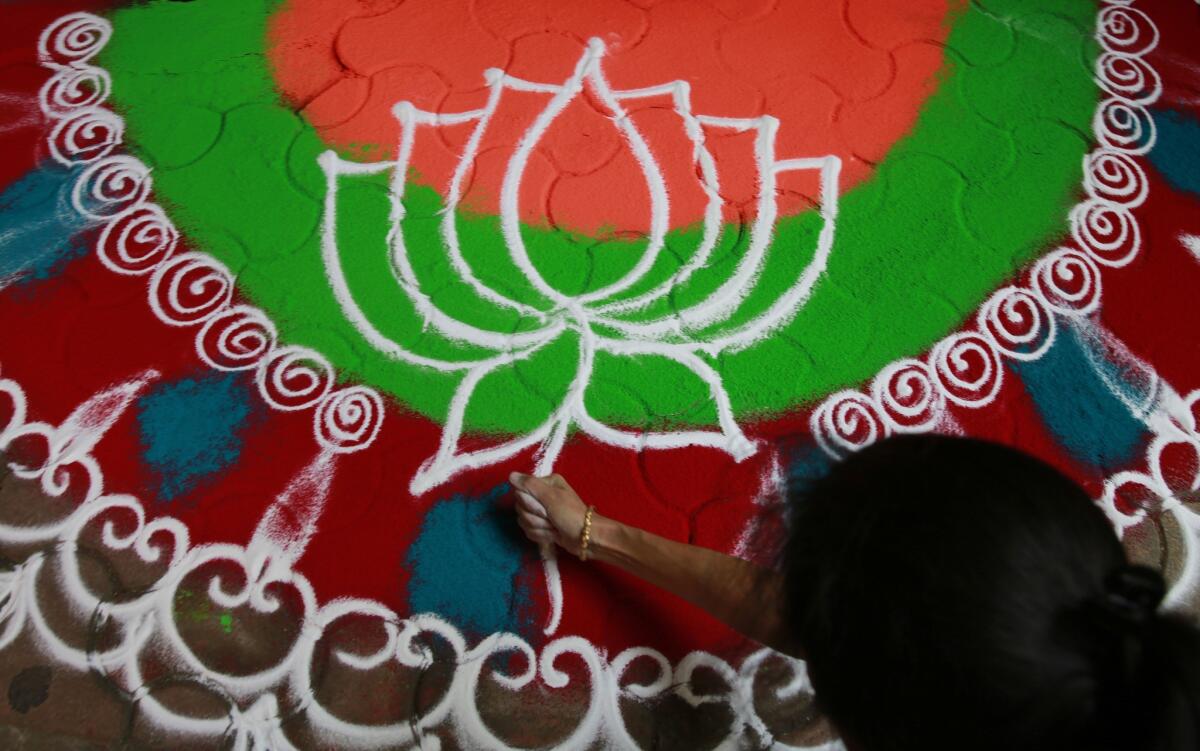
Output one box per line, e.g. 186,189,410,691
783,434,1200,751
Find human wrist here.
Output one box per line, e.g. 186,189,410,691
585,513,631,565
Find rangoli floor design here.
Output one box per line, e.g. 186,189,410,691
0,0,1198,748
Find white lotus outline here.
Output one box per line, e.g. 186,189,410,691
318,37,841,498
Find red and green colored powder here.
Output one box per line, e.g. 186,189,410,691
96,0,1098,435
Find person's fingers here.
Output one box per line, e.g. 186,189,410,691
526,529,555,545
519,524,549,545
516,520,552,544
517,493,548,519
516,501,552,523
512,471,589,555
512,472,558,503
518,514,553,533
524,475,555,498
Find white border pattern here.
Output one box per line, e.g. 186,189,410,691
38,16,386,457
1101,388,1200,608
1,1,1177,748
0,366,831,749
810,2,1163,457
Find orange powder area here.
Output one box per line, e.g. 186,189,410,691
268,0,953,235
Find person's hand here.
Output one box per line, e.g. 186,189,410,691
510,472,590,558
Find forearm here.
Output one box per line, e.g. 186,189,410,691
588,514,796,655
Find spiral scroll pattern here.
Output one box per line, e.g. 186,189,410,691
38,12,112,66
1070,199,1140,268
929,332,1002,408
315,387,385,454
1030,248,1102,316
39,65,111,118
1095,53,1161,105
256,347,335,412
197,306,277,371
71,155,152,220
978,286,1056,362
96,204,178,276
811,390,888,459
1094,98,1156,155
871,359,941,433
148,252,234,327
48,107,124,166
33,10,385,454
1097,6,1158,57
0,369,824,750
1084,150,1148,208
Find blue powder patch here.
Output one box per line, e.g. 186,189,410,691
137,372,260,502
1148,109,1200,198
0,163,92,287
406,484,535,638
1014,324,1147,472
785,441,834,495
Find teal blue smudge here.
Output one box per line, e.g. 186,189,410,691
406,484,535,638
1148,109,1200,198
137,372,259,502
785,442,834,498
0,163,91,287
1013,324,1147,472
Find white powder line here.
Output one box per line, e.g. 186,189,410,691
1182,233,1200,262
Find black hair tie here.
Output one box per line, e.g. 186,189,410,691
1096,564,1166,629
1089,563,1167,732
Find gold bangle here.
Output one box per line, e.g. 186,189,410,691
579,505,595,562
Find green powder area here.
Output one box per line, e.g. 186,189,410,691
99,0,1097,434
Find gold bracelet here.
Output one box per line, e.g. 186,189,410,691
579,505,595,562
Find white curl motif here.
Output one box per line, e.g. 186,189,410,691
33,10,385,459
70,155,152,220
929,332,1002,408
148,251,234,326
39,65,112,118
1070,199,1140,268
1097,382,1200,607
96,203,178,275
1084,150,1148,208
810,390,888,459
0,368,838,749
1093,98,1156,155
977,286,1056,362
1097,6,1159,57
871,359,943,433
1095,52,1161,105
48,106,124,166
255,347,335,411
315,386,385,454
37,12,112,66
806,0,1163,462
196,305,278,371
1030,248,1102,316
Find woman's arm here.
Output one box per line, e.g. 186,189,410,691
511,472,797,655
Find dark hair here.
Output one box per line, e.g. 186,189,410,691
783,434,1200,751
